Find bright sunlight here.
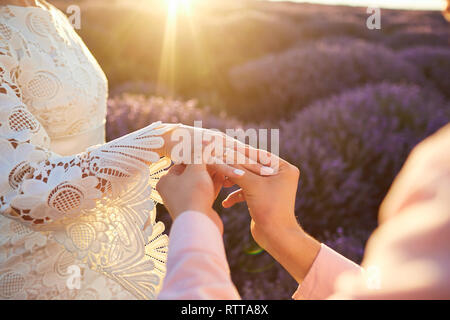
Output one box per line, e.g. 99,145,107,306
158,0,200,96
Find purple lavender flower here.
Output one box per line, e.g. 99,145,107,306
280,83,449,252
384,28,450,50
229,38,423,120
399,46,450,98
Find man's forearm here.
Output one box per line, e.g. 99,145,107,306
262,226,365,300
158,211,240,300
262,226,321,284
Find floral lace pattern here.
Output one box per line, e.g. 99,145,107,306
0,2,175,299
0,3,107,139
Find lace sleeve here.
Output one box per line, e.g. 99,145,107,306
0,59,177,299
0,61,175,226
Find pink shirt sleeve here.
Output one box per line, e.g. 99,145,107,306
296,125,450,300
157,210,241,300
292,244,362,300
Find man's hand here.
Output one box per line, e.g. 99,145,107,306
156,162,246,233
217,149,301,248
212,148,321,282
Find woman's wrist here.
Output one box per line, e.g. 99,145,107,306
154,123,183,158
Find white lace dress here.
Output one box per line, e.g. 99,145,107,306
0,2,176,299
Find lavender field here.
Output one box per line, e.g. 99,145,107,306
63,0,450,299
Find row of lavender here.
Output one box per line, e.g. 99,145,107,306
228,39,450,120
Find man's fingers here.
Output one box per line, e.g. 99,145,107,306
156,164,185,193
166,164,186,176
210,161,259,191
221,148,276,176
222,189,245,208
223,178,235,188
208,152,264,190
212,172,225,198
208,162,245,179
155,174,169,195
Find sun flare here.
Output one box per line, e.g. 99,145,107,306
158,0,197,95
166,0,192,15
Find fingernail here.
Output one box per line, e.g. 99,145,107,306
261,166,274,176
233,169,245,176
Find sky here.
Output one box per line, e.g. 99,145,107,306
269,0,447,11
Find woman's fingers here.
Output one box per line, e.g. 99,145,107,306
229,142,281,171
222,148,275,176
207,130,280,169
223,178,236,188
222,189,245,208
207,159,247,179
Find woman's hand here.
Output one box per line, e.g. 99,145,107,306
156,124,252,164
